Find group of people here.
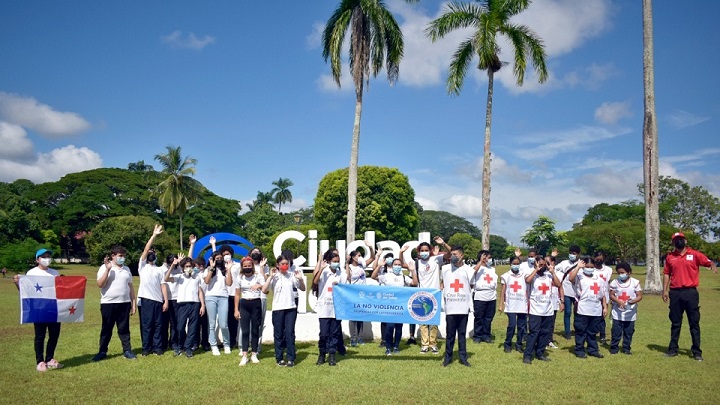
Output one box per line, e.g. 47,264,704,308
14,228,717,371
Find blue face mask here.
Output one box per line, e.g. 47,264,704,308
568,254,577,262
116,257,126,266
419,252,430,260
392,265,402,275
192,267,199,275
511,265,520,273
385,258,393,266
486,258,493,266
583,268,594,276
330,262,340,270
527,258,535,266
618,273,629,282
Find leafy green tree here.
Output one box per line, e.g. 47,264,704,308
127,160,154,172
427,0,548,250
315,166,419,243
520,215,564,256
238,205,285,248
489,234,509,260
153,146,204,250
0,238,44,271
322,0,418,243
246,191,275,212
85,216,177,270
579,201,645,225
270,178,294,212
448,232,483,261
419,210,482,239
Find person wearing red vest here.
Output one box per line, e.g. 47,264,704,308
663,232,717,361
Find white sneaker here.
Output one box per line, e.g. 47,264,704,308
224,346,231,354
239,355,248,366
548,342,559,349
250,353,260,364
211,346,220,356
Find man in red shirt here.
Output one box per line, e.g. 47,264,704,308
662,232,717,361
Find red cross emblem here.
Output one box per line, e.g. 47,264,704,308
617,291,630,301
450,279,464,293
510,281,522,293
537,283,550,295
590,282,600,295
484,274,493,284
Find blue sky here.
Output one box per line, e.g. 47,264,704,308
1,0,718,245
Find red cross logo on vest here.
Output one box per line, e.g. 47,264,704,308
328,286,333,292
590,282,600,295
450,279,464,293
538,283,550,295
510,281,522,293
484,274,493,284
617,291,630,301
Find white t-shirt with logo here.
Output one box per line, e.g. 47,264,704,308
238,272,265,300
574,273,606,316
528,273,554,316
441,264,474,315
349,265,367,285
416,255,443,290
171,274,202,303
555,259,577,298
472,266,497,301
138,259,165,303
269,272,300,311
500,271,528,314
551,270,562,310
97,265,133,304
315,268,345,318
609,277,642,321
378,272,412,287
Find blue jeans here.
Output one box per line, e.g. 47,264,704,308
504,312,527,350
205,295,229,347
563,296,575,336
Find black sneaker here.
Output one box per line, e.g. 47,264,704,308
92,352,107,362
123,350,137,360
141,351,150,357
286,361,295,367
173,349,182,357
588,352,604,359
665,351,678,358
536,355,551,362
154,350,163,356
186,350,193,358
407,338,417,345
563,333,571,340
316,354,326,365
277,360,287,367
609,350,618,355
515,345,523,353
575,353,587,359
523,357,532,364
459,360,471,367
504,347,512,353
442,358,451,367
694,354,704,362
623,350,632,355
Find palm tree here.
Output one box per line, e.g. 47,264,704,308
426,0,548,250
322,0,418,243
270,177,294,212
246,191,275,211
642,0,661,293
153,146,204,250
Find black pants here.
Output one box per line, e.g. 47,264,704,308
504,313,526,350
380,323,387,341
598,316,607,340
195,311,210,350
524,314,553,359
272,309,297,362
335,321,346,354
176,302,200,351
34,322,61,364
408,323,416,340
319,318,340,355
384,323,403,351
240,299,262,353
473,299,496,340
444,314,468,362
140,298,163,353
228,295,239,349
99,302,132,353
161,300,180,351
574,314,601,356
611,319,635,352
668,287,702,356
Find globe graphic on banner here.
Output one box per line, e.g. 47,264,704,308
410,295,434,318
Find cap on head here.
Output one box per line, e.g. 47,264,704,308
35,248,52,259
671,232,685,241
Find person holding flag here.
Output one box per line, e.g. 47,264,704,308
14,248,64,371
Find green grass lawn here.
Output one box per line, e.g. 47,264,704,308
1,264,719,404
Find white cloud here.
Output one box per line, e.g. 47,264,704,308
667,109,710,129
0,92,91,137
161,30,215,50
0,122,34,160
317,67,355,93
595,101,632,125
512,125,632,160
0,145,102,183
306,22,324,49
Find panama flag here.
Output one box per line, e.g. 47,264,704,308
19,276,87,324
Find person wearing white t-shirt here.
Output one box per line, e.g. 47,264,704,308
546,255,563,349
346,249,370,347
313,252,346,365
569,259,607,359
441,246,475,367
216,243,241,350
472,250,498,344
165,255,205,358
192,255,211,352
249,247,270,353
608,263,643,355
204,250,233,356
262,256,306,367
235,257,266,366
522,256,562,364
138,225,169,356
160,253,181,353
403,238,450,354
93,245,137,362
499,256,527,353
372,258,418,356
555,245,581,340
14,248,64,372
591,251,612,344
516,247,538,277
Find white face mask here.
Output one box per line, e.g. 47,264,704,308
39,257,52,267
223,254,232,263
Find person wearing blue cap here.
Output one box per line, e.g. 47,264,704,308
13,249,63,371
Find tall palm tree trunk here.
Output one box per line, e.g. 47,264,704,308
179,214,184,251
481,71,494,250
642,0,661,293
346,93,363,243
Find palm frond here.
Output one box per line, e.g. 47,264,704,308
447,37,476,95
425,1,486,41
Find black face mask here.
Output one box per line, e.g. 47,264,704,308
593,259,604,266
242,268,254,275
251,253,262,261
674,239,686,249
147,252,156,263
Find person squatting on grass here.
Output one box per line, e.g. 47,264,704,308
93,244,137,361
373,256,418,356
14,248,65,372
608,262,642,355
499,256,527,353
262,255,306,367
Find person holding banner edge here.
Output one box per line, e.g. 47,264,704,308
372,257,419,356
13,248,64,372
